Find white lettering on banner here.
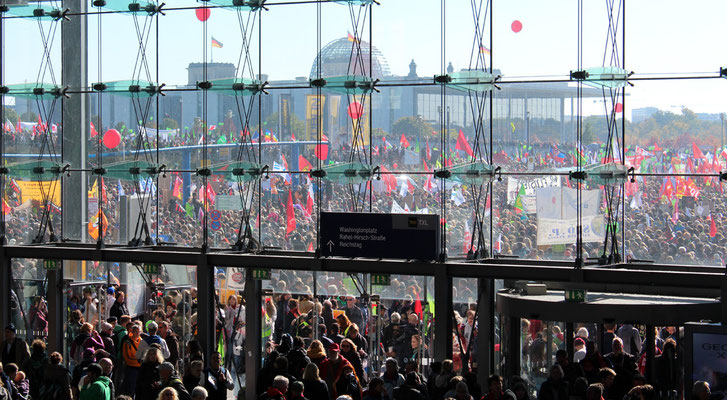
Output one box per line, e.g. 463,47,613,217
507,176,561,214
536,215,605,245
693,333,727,386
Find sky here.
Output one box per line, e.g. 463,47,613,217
3,0,727,119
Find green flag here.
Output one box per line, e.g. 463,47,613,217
513,184,526,214
217,329,225,359
185,203,194,218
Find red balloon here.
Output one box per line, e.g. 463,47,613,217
195,8,211,22
614,103,623,113
103,129,121,149
511,20,523,33
347,101,364,120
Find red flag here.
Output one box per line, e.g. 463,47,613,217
286,189,296,236
298,155,313,172
710,214,717,238
400,134,410,148
291,132,296,141
463,221,472,254
16,117,21,133
172,176,183,200
307,242,314,252
426,139,431,161
2,199,12,214
90,121,99,137
692,142,706,159
379,166,397,193
100,177,108,203
314,134,329,160
305,184,314,217
414,291,423,319
671,199,679,224
455,129,474,157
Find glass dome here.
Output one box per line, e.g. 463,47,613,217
309,37,391,80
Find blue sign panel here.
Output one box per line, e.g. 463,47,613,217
321,212,440,261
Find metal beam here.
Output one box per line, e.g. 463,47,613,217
0,251,10,331
433,268,452,361
1,245,724,293
244,269,262,400
476,278,493,386
46,264,65,354
196,254,215,364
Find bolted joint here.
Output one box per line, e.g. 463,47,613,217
93,0,107,6
310,78,327,88
434,75,452,84
197,168,211,177
128,3,141,12
310,169,327,178
92,167,107,175
93,83,107,91
197,81,212,90
721,171,727,181
569,170,587,180
0,167,8,175
232,168,245,176
32,88,45,96
721,67,727,78
33,166,46,174
33,8,45,17
0,86,8,94
570,70,589,80
434,169,451,179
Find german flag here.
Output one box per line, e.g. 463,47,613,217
211,37,223,48
479,45,490,55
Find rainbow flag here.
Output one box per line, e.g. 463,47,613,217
211,37,223,48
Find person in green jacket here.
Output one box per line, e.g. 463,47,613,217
79,363,111,400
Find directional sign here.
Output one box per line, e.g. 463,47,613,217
564,289,587,303
210,219,222,231
371,274,391,286
43,259,60,271
252,268,271,280
143,263,160,275
210,210,222,221
321,212,440,260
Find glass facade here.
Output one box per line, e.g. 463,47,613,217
1,0,726,397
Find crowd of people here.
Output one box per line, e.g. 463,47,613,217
0,280,717,400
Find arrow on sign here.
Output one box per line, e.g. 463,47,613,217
327,240,334,252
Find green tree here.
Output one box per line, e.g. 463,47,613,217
162,117,179,130
1,107,19,123
20,110,38,122
392,116,435,140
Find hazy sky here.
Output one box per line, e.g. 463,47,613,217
4,0,727,118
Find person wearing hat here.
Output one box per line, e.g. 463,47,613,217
1,324,29,368
574,338,587,363
319,343,353,400
79,363,111,400
159,362,191,400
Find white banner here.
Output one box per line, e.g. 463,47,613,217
507,176,560,214
536,187,600,219
536,215,606,245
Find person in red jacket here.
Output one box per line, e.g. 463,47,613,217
319,343,353,399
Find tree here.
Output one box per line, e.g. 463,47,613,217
1,107,19,123
392,116,435,140
20,110,38,122
162,117,178,131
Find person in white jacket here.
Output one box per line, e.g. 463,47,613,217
136,321,171,361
